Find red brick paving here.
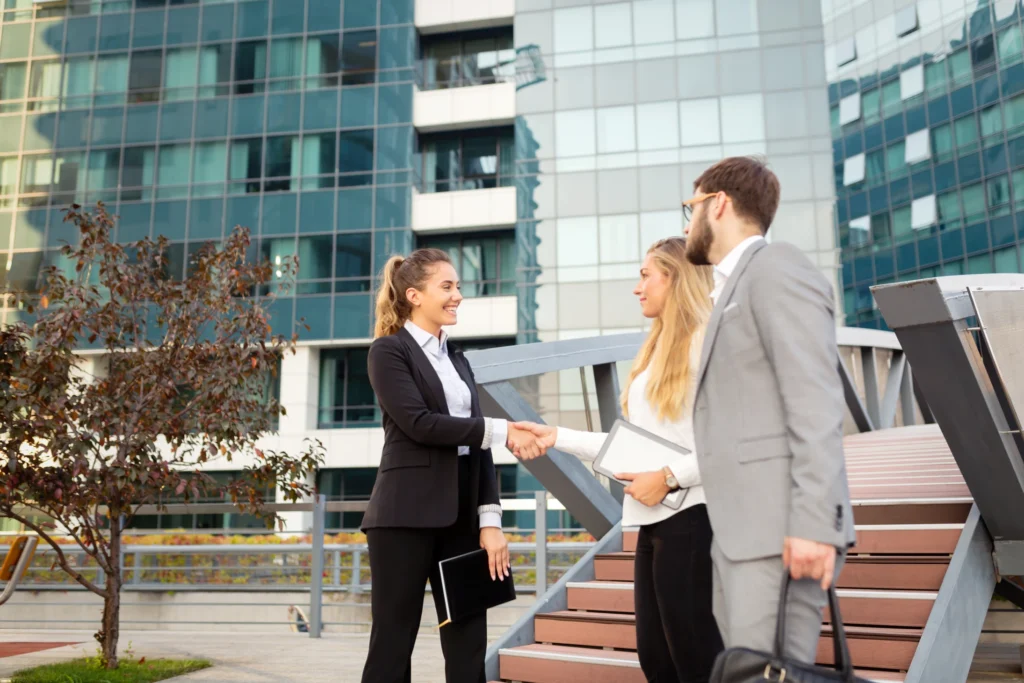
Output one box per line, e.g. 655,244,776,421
0,642,79,658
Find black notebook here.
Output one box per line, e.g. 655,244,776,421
437,549,517,627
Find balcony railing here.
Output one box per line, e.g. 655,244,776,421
417,54,517,91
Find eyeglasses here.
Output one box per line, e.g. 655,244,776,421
682,192,718,222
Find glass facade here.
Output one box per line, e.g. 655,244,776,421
0,0,418,340
826,0,1024,329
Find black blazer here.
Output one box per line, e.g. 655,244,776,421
360,327,501,530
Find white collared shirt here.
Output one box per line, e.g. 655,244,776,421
403,320,506,529
711,235,764,303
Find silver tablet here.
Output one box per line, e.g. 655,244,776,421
592,419,691,510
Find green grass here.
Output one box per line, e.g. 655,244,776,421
11,658,211,683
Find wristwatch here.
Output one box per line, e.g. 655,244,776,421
662,466,679,490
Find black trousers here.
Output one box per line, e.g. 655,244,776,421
634,504,724,683
361,457,485,683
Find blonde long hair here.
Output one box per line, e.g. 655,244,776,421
621,237,714,422
373,248,452,338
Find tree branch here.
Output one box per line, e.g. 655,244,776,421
5,511,108,597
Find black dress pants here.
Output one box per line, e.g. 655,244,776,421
360,457,485,683
633,504,724,683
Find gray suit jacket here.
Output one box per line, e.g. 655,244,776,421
693,240,856,562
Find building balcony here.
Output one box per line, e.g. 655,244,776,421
412,185,517,234
414,80,516,133
415,0,514,35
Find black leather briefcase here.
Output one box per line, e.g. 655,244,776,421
709,575,872,683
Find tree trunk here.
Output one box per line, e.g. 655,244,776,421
98,518,122,669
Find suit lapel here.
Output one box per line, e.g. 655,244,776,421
695,240,767,392
397,327,450,415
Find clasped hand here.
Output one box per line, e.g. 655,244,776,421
506,421,557,461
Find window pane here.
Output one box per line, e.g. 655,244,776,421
892,206,912,240
886,142,906,178
595,2,632,49
230,139,263,193
306,33,340,88
555,109,596,157
462,136,497,189
954,115,978,150
29,60,62,100
639,101,682,149
234,41,268,94
865,149,885,185
269,37,303,87
264,135,298,189
192,141,226,187
931,124,953,159
949,49,971,84
341,30,377,85
980,104,1003,137
199,45,232,96
21,154,52,193
0,156,18,194
994,246,1019,273
988,175,1010,216
1013,169,1024,209
924,61,946,95
301,132,336,186
1005,94,1024,134
597,105,637,153
338,129,373,175
122,146,155,198
297,235,332,280
938,190,960,227
164,48,198,100
128,51,162,103
96,55,128,98
335,232,371,278
998,25,1023,65
633,0,674,45
0,63,27,103
157,144,191,195
961,183,985,221
881,80,901,115
87,149,120,190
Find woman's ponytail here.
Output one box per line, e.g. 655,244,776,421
373,256,405,338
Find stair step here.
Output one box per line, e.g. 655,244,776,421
851,524,961,555
535,611,637,650
498,643,907,683
624,523,961,556
851,500,971,525
499,644,644,683
819,625,922,671
566,582,936,627
596,553,950,591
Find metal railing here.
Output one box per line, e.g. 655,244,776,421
0,493,575,637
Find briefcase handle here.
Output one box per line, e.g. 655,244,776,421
773,574,855,680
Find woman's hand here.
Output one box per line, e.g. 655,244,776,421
513,422,558,450
617,470,670,507
507,424,546,461
479,527,511,580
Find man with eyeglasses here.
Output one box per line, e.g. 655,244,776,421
682,156,855,664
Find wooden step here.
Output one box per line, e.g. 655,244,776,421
597,553,950,591
851,524,961,555
499,644,644,683
625,523,961,555
851,500,971,525
566,582,936,627
819,625,922,671
532,611,921,673
499,641,908,683
535,611,636,650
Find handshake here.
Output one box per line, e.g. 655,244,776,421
505,421,557,461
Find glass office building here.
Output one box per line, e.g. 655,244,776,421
826,0,1024,329
0,0,839,530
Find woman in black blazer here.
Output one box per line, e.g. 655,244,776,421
360,248,542,683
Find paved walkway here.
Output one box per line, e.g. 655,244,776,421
0,630,450,682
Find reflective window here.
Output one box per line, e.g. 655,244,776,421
269,37,303,90
164,48,198,100
0,156,17,195
866,150,885,186
335,232,372,280
157,143,190,197
715,0,757,36
0,63,27,110
596,105,636,153
905,129,931,165
880,80,901,115
924,61,946,96
598,214,640,263
886,141,907,179
835,38,856,66
318,348,377,428
301,132,337,188
199,45,232,97
861,88,880,124
839,92,860,125
961,182,985,222
900,65,924,100
230,138,263,194
595,2,632,48
86,149,120,193
848,216,870,247
1006,94,1024,135
234,41,268,95
306,33,341,89
0,24,30,60
556,216,599,267
988,175,1011,217
910,195,936,229
418,231,516,296
843,153,865,186
338,128,374,182
29,60,61,103
121,146,155,200
633,0,674,46
192,141,226,194
1014,169,1024,210
892,205,912,240
263,135,297,191
980,104,1003,139
128,50,162,103
554,6,594,54
555,109,596,158
720,94,764,143
954,114,978,152
994,246,1018,273
680,98,720,145
676,0,714,39
937,190,961,229
637,101,679,150
895,5,918,37
998,25,1023,66
341,30,377,85
931,124,953,161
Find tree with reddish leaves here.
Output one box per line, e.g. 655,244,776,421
0,204,324,669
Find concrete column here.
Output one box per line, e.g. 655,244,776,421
276,347,320,532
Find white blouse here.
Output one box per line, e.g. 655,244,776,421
554,331,706,527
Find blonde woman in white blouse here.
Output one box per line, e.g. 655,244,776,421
514,237,724,683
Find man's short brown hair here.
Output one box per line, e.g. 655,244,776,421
692,156,780,234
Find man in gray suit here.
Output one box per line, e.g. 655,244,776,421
682,156,856,662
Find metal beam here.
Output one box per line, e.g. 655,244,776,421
466,333,644,384
912,376,936,424
879,352,907,429
900,362,917,426
483,524,623,681
838,355,875,433
904,505,996,683
884,320,1024,541
478,380,622,537
861,348,881,428
994,540,1024,575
